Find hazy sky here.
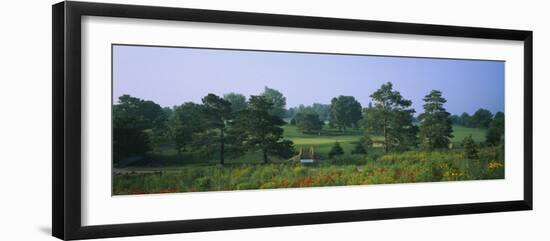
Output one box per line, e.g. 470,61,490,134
113,45,504,115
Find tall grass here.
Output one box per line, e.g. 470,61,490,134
113,146,504,195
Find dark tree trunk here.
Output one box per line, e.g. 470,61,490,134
383,119,388,153
262,149,268,164
220,128,225,165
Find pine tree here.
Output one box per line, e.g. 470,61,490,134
418,90,454,150
364,82,418,152
462,135,479,159
328,142,344,158
201,94,233,165
230,95,294,163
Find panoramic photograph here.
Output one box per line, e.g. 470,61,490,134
111,45,505,195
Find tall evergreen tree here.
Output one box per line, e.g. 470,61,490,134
202,94,233,164
230,95,294,163
364,82,418,152
418,90,454,149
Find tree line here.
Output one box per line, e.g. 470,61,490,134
113,87,293,165
289,82,504,153
113,82,505,165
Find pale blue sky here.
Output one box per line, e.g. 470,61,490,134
113,45,504,115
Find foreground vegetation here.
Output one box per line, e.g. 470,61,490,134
113,146,504,195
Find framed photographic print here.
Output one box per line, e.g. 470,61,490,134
52,1,533,240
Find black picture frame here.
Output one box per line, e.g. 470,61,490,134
52,1,533,240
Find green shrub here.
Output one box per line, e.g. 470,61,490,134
328,142,344,158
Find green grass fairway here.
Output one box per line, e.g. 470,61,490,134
451,125,486,144
282,124,372,158
284,124,486,158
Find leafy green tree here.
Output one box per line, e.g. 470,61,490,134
230,95,294,163
459,112,473,127
486,112,505,146
472,108,493,128
149,107,173,153
311,103,331,122
364,82,417,152
450,115,460,125
168,102,205,157
463,135,479,159
202,94,233,164
261,86,287,118
112,95,166,164
329,96,362,132
329,142,344,158
113,101,149,164
290,103,331,122
418,90,454,149
223,92,247,113
139,100,168,128
294,112,323,134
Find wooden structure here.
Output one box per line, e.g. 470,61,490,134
298,146,316,163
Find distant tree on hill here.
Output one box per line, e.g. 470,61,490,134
472,108,493,128
261,86,287,118
459,112,473,127
230,95,294,163
294,112,323,134
330,96,362,132
450,115,460,125
223,92,247,113
486,111,505,146
363,82,417,152
329,142,344,158
288,103,331,122
418,90,454,149
311,103,331,122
